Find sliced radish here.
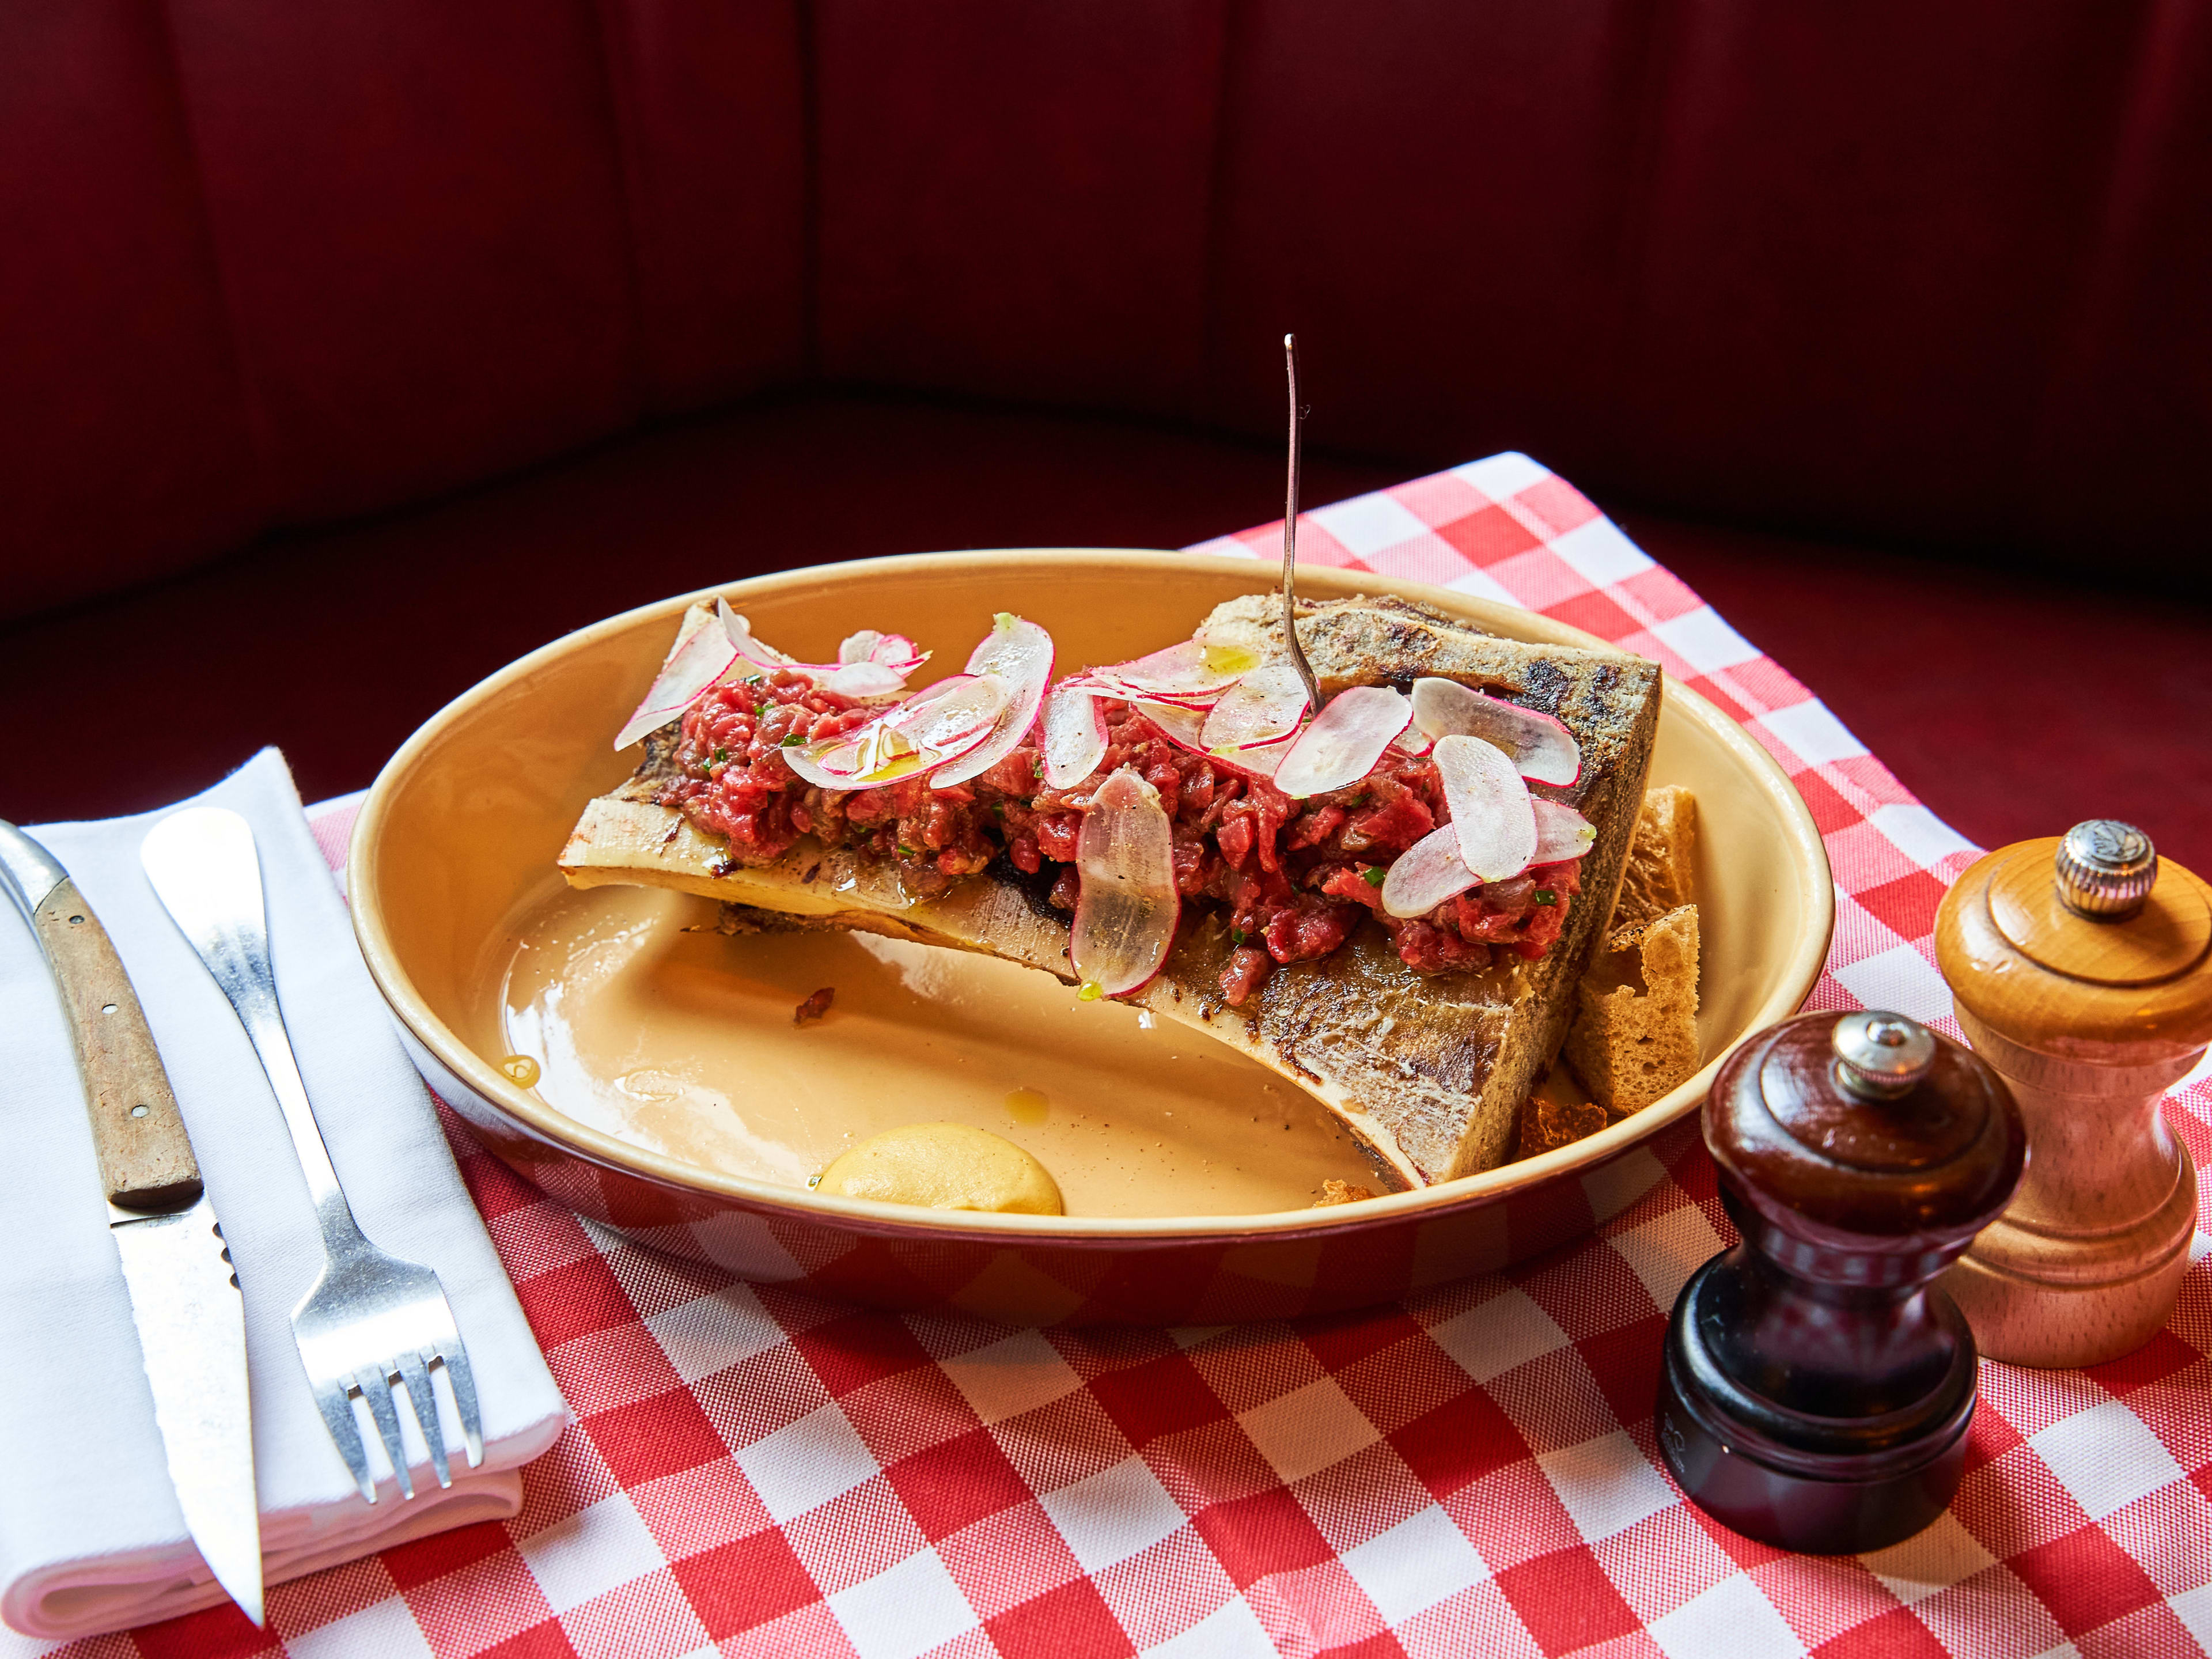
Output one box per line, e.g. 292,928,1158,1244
1272,686,1413,798
615,614,740,749
1380,822,1482,918
798,675,1005,786
1410,677,1581,786
1200,661,1308,755
838,628,925,669
1071,767,1179,996
721,601,927,701
1063,673,1224,713
1532,797,1597,862
1086,638,1260,702
1041,685,1108,789
1388,724,1434,759
933,613,1056,787
1434,734,1537,881
1133,700,1222,760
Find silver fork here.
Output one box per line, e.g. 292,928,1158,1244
141,806,483,1503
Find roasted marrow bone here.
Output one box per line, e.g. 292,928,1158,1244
560,594,1662,1187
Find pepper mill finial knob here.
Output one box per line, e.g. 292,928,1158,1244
2054,819,2158,919
1832,1010,1937,1099
1936,827,2212,1368
1656,1009,2026,1554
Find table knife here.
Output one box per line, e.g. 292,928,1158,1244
0,820,264,1627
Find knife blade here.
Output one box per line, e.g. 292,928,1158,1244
0,819,264,1627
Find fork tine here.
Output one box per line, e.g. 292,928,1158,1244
356,1368,416,1501
312,1374,377,1503
396,1350,452,1489
434,1340,486,1469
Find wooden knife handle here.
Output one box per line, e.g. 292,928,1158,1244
31,878,202,1210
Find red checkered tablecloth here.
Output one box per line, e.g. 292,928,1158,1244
52,456,2212,1658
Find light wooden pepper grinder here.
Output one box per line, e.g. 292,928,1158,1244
1936,820,2212,1368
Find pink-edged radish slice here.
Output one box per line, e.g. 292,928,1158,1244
1272,685,1413,798
933,613,1056,787
1388,724,1434,758
1410,677,1580,785
798,674,1006,786
1041,684,1108,790
1380,821,1483,919
721,602,927,701
838,628,926,669
1434,733,1537,881
1134,699,1208,753
1200,661,1308,755
1088,638,1261,701
1062,673,1224,713
1071,767,1179,997
1532,797,1597,862
614,614,740,749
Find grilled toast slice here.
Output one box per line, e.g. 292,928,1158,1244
559,594,1662,1187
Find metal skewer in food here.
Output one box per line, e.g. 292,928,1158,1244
1935,820,2212,1368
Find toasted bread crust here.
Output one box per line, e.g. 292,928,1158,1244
1563,903,1702,1112
1612,783,1698,931
562,594,1663,1185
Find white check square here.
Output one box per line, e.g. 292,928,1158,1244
1142,1594,1275,1657
2029,1398,2185,1520
289,1599,433,1659
1340,1505,1488,1623
1550,516,1654,586
1650,1573,1805,1657
1040,1453,1189,1573
518,1492,668,1613
938,1328,1083,1425
1583,1146,1668,1226
1446,567,1518,605
1868,804,1979,869
735,1400,880,1524
1758,699,1869,765
1861,1509,1998,1605
1831,944,1954,1024
1649,606,1763,674
1237,1377,1381,1484
1609,1204,1727,1312
828,1547,976,1659
1451,452,1551,503
1428,1287,1570,1384
1309,491,1433,557
1538,1430,1678,1544
646,1285,785,1385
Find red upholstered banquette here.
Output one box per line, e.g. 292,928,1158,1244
2,3,2207,849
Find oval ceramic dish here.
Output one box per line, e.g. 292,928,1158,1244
351,551,1832,1324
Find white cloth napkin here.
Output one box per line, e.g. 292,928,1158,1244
0,750,566,1643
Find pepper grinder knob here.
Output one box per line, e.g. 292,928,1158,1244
1656,1010,2027,1554
2054,819,2158,919
1936,823,2212,1368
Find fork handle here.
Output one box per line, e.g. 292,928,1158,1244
141,808,368,1250
31,878,203,1210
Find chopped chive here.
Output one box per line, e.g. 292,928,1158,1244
1535,889,1558,906
1362,865,1385,888
779,733,804,747
1230,926,1247,946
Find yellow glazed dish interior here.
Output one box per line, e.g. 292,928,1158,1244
350,551,1833,1237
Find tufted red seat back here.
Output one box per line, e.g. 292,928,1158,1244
5,0,2206,625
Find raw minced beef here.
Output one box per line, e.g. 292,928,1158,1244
657,677,1583,1005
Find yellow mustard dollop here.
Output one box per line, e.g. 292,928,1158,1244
815,1123,1064,1215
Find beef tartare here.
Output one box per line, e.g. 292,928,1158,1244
657,668,1582,1006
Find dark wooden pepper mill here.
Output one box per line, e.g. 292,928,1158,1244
1656,1009,2027,1554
